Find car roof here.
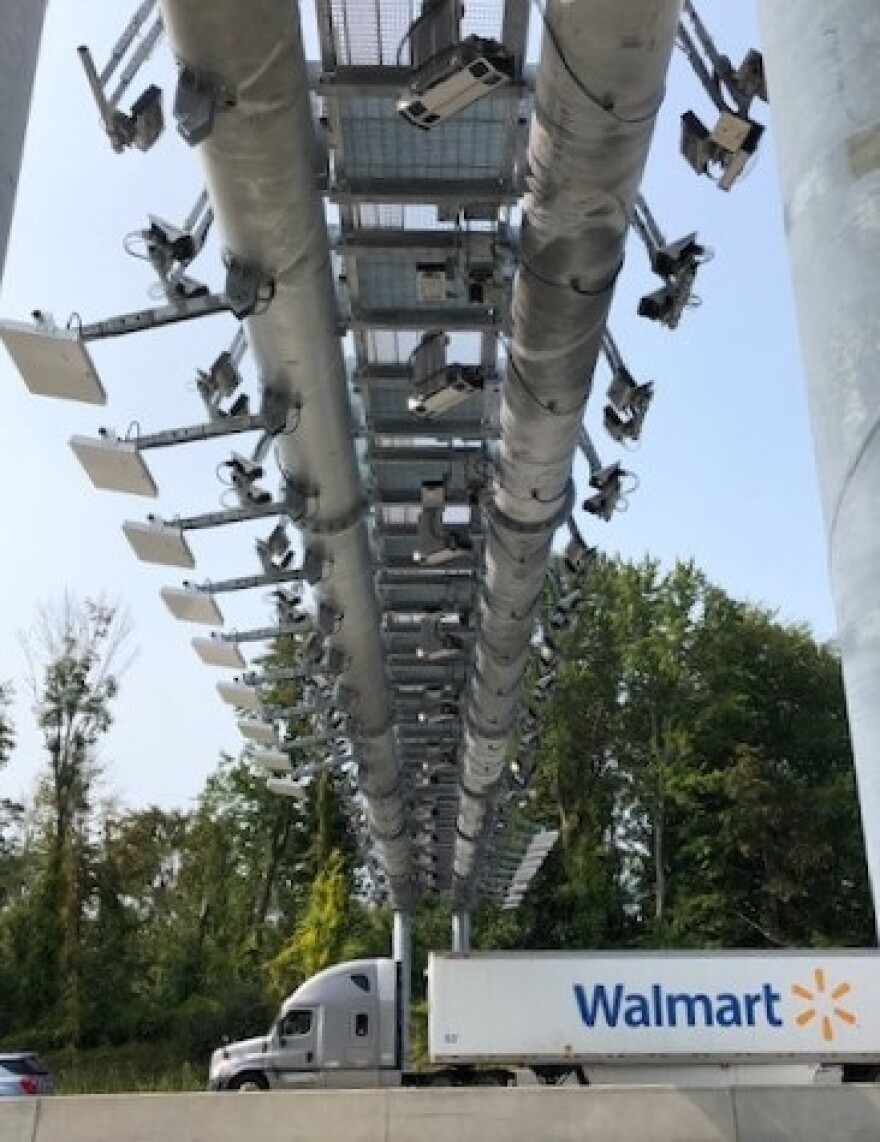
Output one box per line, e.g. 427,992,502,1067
0,1051,40,1060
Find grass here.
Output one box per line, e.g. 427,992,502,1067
44,1042,205,1095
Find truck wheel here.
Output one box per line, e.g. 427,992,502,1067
227,1072,269,1091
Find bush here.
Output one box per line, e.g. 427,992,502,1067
45,1042,202,1094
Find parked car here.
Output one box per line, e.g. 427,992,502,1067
0,1052,53,1097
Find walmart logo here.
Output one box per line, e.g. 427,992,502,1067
573,982,784,1029
792,967,857,1042
572,966,860,1040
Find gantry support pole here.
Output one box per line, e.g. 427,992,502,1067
758,0,880,936
451,911,471,953
392,911,412,1071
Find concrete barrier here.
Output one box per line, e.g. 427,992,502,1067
0,1100,35,1142
2,1085,880,1142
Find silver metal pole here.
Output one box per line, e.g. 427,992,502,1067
392,911,412,1071
757,0,880,937
0,1,47,290
158,0,411,902
451,911,471,953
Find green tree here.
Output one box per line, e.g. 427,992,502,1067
14,596,130,1039
266,848,354,997
0,681,23,906
494,556,872,952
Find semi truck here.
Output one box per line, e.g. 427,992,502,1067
208,949,880,1090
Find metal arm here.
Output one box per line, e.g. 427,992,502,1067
109,14,164,107
677,3,728,111
78,1,165,153
601,329,625,376
632,195,666,255
188,567,310,596
577,426,602,476
153,501,285,532
78,257,272,342
101,0,158,86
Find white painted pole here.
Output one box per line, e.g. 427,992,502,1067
758,0,880,937
0,1,47,290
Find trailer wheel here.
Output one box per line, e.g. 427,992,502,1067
227,1071,269,1091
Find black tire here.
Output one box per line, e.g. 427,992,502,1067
227,1071,269,1091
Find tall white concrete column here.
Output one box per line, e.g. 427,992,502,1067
0,1,47,289
392,911,412,1070
758,0,880,936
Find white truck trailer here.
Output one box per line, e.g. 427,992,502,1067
208,950,880,1090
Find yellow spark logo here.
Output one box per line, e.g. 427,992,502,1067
791,968,857,1042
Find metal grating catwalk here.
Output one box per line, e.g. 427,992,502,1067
317,0,529,900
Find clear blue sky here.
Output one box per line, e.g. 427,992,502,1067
0,1,833,813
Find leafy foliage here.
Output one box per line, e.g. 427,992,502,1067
478,556,873,951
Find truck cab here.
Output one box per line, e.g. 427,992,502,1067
208,958,400,1090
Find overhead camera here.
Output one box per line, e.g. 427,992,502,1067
326,707,348,732
224,452,272,506
417,616,463,661
145,217,199,271
418,706,458,725
637,235,706,329
534,671,556,694
564,536,595,575
141,193,213,300
632,196,707,331
465,264,504,307
408,365,484,418
272,585,304,621
549,590,582,629
605,365,653,444
583,462,624,522
114,84,164,153
676,2,767,191
398,36,515,130
414,481,472,565
650,234,706,281
605,404,644,444
537,640,558,667
680,110,764,192
197,350,248,422
256,522,293,575
520,727,539,749
415,508,472,564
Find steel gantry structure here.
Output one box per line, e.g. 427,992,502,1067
1,0,740,918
